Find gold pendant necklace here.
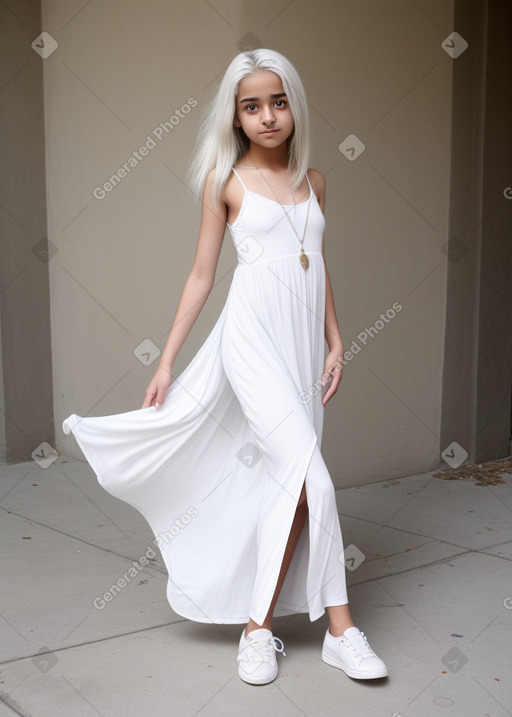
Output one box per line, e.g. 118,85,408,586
299,248,309,270
245,160,311,271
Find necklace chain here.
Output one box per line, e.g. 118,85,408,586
244,161,311,270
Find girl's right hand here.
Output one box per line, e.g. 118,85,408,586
141,364,173,409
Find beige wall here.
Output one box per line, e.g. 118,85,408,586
47,0,454,487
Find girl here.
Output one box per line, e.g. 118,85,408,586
63,49,387,686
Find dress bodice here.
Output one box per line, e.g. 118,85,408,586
226,168,326,266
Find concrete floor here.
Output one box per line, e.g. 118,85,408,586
0,455,511,717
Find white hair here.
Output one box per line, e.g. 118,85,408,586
187,49,310,209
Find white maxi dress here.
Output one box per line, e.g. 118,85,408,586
63,168,349,626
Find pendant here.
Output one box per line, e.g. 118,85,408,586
300,248,309,271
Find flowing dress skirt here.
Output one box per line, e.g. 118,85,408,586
63,224,349,626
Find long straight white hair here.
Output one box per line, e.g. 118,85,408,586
187,49,310,209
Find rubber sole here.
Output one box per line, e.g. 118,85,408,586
237,666,278,685
322,648,388,679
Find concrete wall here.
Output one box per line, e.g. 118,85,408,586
43,0,455,487
441,0,512,464
476,0,512,460
0,0,54,464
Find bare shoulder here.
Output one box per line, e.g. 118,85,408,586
204,166,233,194
203,166,218,194
201,167,218,204
198,167,228,224
219,166,237,198
307,168,326,207
203,166,231,209
219,166,244,224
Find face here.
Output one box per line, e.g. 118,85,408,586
234,71,294,148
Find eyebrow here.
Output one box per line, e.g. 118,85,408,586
239,92,287,104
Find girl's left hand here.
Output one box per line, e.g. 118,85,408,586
321,348,344,406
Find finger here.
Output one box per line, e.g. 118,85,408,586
322,372,342,406
323,380,339,405
321,369,333,386
332,359,343,377
141,387,157,410
322,383,336,406
331,371,343,392
154,392,164,410
329,362,343,384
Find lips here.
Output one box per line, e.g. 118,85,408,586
260,129,279,134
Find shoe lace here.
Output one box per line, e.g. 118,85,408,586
271,636,286,657
239,634,286,663
344,631,375,661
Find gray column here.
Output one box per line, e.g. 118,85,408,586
441,0,512,462
0,0,54,464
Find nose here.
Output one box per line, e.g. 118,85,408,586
261,104,275,124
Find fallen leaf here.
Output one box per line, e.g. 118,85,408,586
433,457,511,486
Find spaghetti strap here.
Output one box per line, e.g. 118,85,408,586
233,166,312,202
232,167,248,191
305,170,313,197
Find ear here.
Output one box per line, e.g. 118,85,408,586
233,114,242,128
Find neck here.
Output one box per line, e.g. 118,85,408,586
245,142,289,170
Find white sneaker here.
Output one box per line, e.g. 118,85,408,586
322,626,388,679
236,627,286,685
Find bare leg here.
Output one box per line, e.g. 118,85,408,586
325,604,355,637
244,484,356,638
245,483,308,636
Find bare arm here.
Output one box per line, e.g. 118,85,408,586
309,170,344,407
324,268,344,353
141,170,227,409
